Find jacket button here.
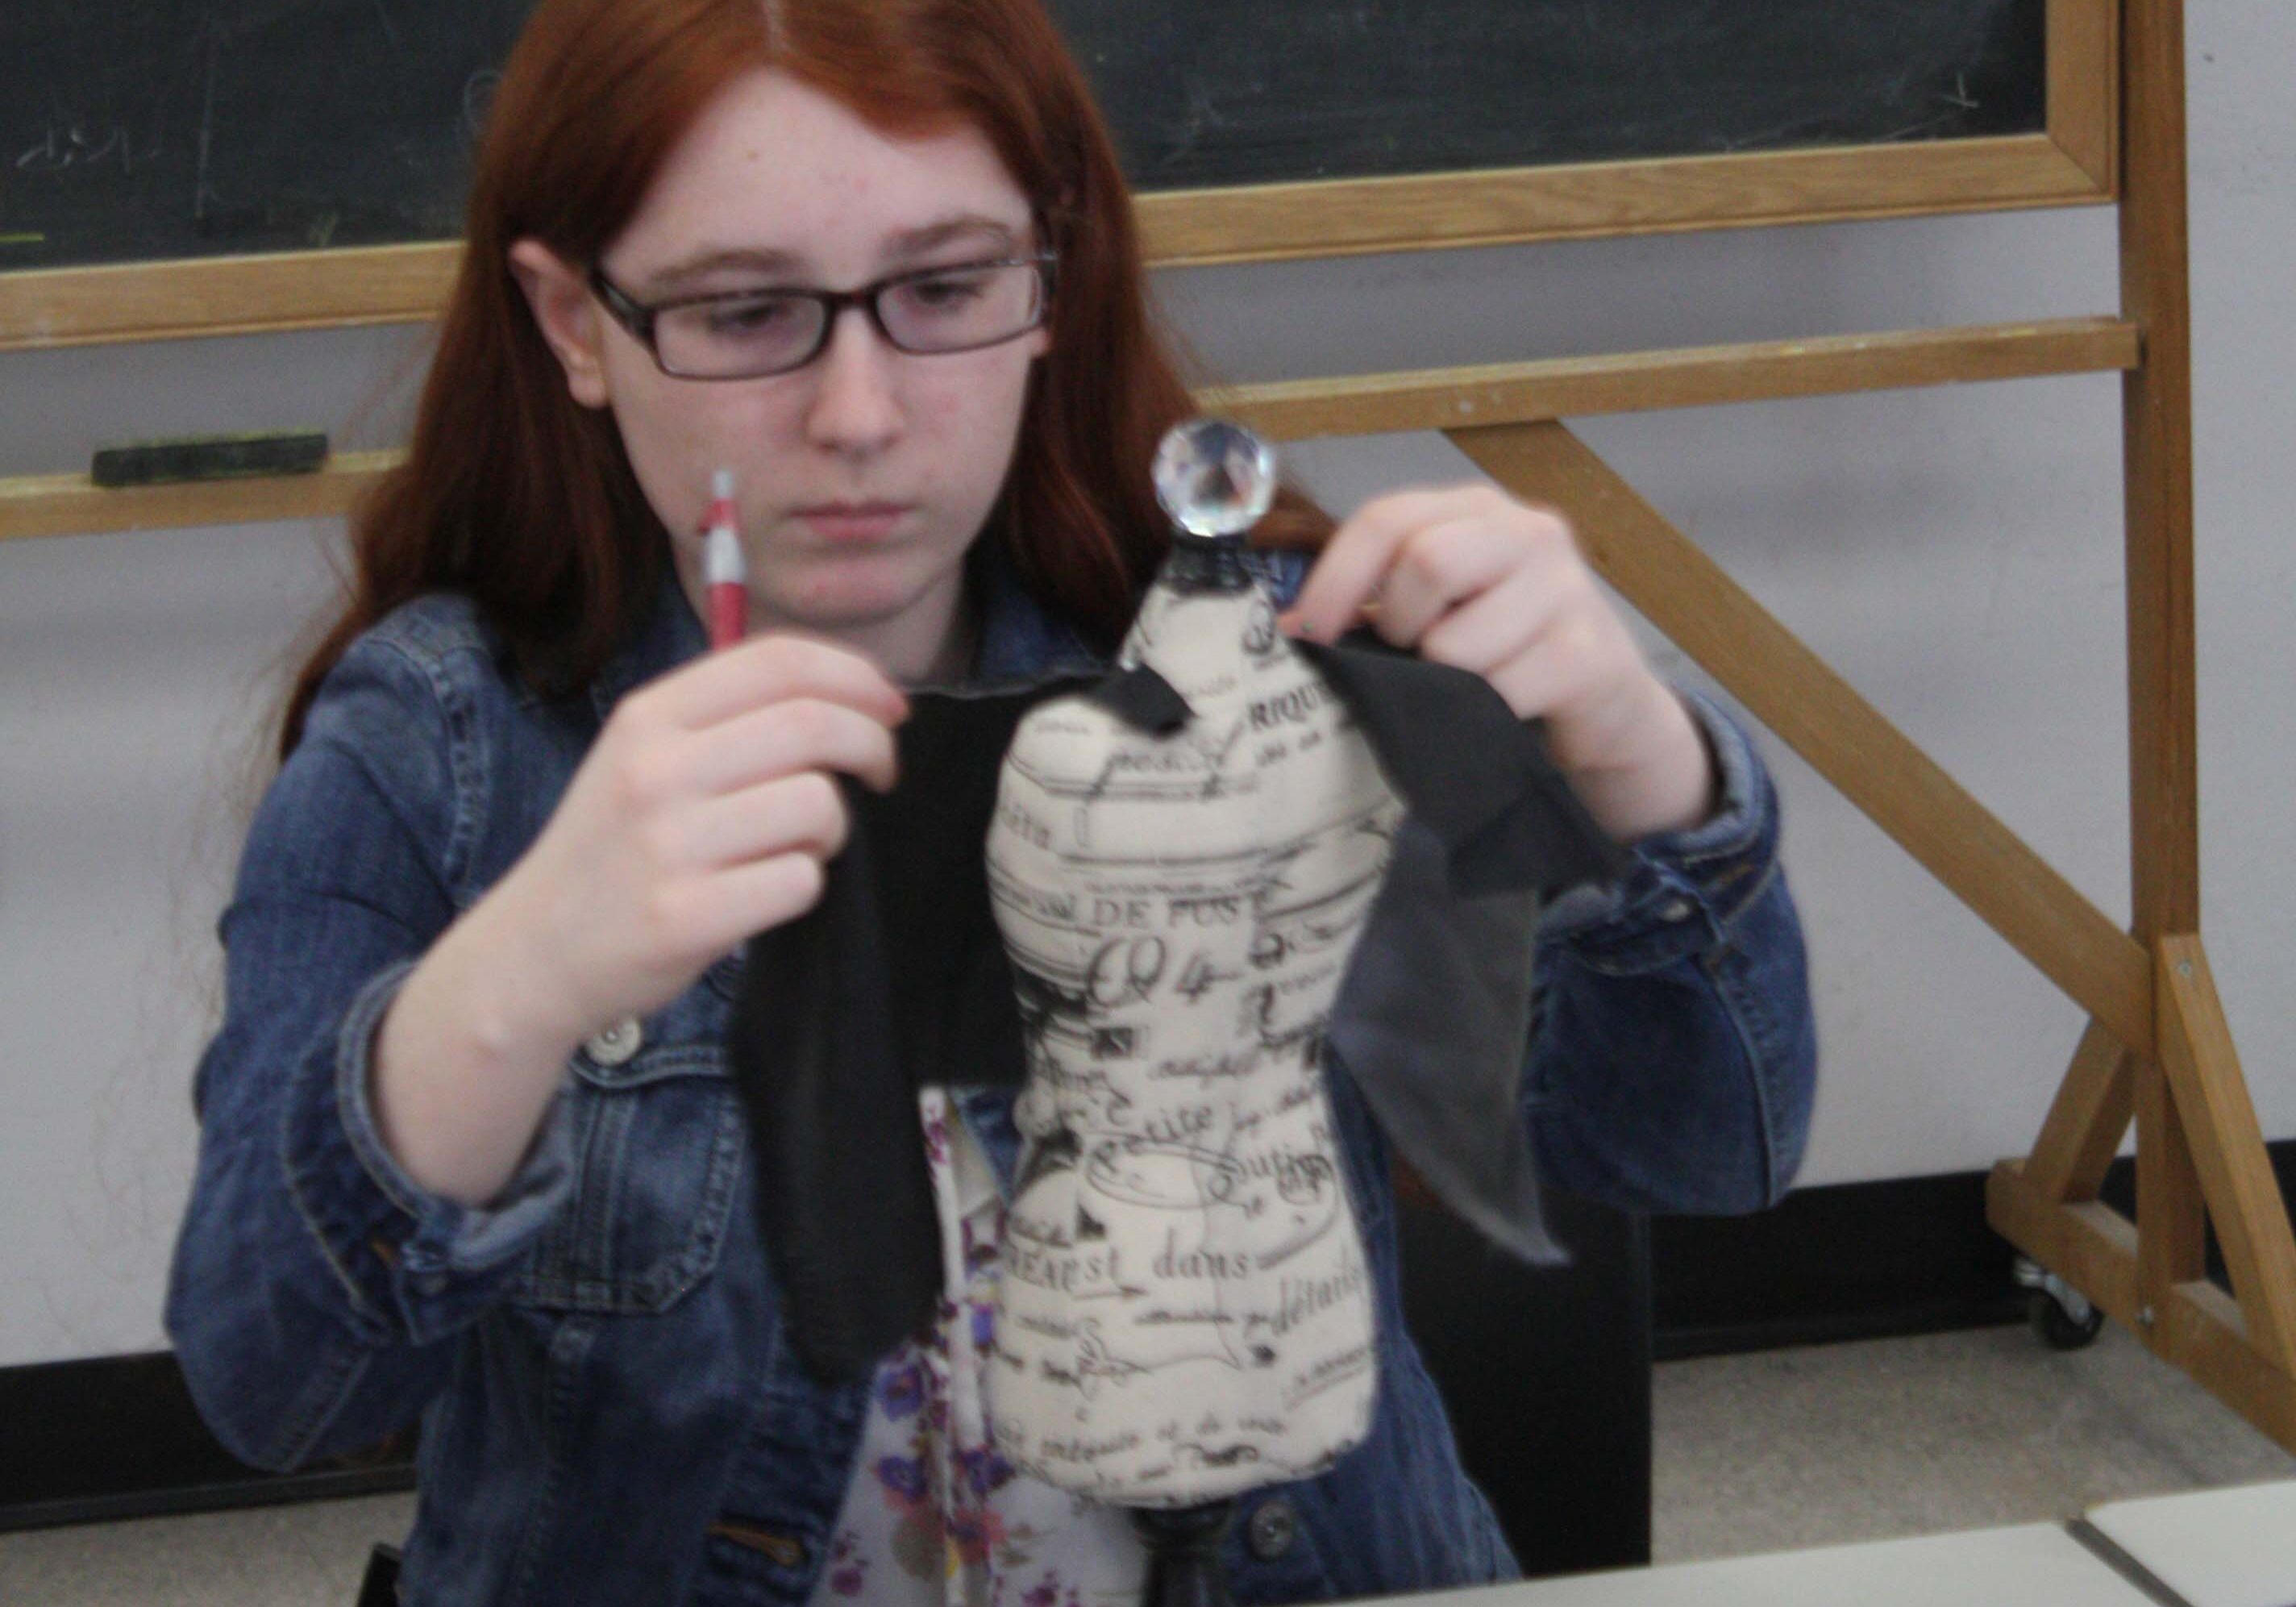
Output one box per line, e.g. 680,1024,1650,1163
584,1017,643,1066
1658,897,1696,923
1246,1498,1296,1560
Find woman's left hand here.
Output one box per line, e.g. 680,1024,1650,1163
1280,483,1716,843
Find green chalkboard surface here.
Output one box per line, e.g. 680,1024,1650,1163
0,0,2044,276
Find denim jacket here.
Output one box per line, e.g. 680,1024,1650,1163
168,546,1816,1605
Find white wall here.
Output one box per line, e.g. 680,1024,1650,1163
2,6,2289,1369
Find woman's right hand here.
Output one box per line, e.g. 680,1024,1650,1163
372,633,905,1205
489,633,908,1052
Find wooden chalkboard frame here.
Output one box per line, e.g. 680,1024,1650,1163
0,0,2114,352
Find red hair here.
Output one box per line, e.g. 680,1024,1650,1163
281,0,1329,755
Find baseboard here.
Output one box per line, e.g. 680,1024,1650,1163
1648,1142,2296,1361
0,1355,414,1533
7,1143,2291,1530
1650,1168,2029,1360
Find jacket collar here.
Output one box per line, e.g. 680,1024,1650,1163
587,541,1108,726
969,541,1108,685
587,564,709,726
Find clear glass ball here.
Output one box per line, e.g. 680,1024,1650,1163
1153,419,1277,539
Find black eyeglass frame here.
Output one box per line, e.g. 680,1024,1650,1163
585,252,1059,380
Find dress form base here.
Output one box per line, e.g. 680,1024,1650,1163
1129,1499,1237,1607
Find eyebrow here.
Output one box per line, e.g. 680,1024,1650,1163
887,214,1026,259
641,214,1028,296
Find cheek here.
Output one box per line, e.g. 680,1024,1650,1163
610,373,773,531
921,352,1037,464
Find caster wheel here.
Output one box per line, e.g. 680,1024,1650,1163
2029,1289,2106,1350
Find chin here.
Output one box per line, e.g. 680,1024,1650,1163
772,553,959,635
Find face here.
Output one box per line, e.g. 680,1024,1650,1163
513,69,1049,680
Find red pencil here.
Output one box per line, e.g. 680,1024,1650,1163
701,469,746,651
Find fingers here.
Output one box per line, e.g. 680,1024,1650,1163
1281,485,1641,728
666,851,830,956
639,632,910,733
681,696,902,797
669,771,855,871
1283,488,1472,642
625,772,849,960
1476,615,1612,726
609,635,906,819
1366,515,1533,648
1284,486,1571,646
1414,561,1554,676
716,853,830,936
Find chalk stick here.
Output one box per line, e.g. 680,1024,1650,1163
91,431,330,488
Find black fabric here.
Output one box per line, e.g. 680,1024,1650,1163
1329,818,1562,1264
1292,631,1628,898
1084,661,1193,734
731,773,937,1380
355,1545,402,1607
726,643,1625,1382
730,682,1090,1381
1395,1189,1652,1576
1297,635,1628,1266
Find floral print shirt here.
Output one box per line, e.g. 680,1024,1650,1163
809,1089,1146,1607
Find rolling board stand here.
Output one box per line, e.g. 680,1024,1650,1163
1981,0,2296,1453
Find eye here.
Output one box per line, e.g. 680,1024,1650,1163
896,269,993,314
701,294,803,338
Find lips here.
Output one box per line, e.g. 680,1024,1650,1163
792,502,913,542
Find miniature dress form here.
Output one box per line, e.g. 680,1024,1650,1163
731,419,1620,1416
984,423,1397,1508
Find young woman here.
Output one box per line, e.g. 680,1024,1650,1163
167,1,1816,1601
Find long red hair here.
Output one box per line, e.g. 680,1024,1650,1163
281,0,1329,756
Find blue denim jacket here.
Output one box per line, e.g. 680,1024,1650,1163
168,547,1815,1605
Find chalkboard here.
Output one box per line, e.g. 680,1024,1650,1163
0,0,2044,277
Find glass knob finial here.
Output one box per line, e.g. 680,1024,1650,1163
1154,419,1277,539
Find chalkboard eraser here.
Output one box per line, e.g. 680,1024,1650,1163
90,431,330,488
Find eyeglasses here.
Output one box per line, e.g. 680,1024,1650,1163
587,253,1057,381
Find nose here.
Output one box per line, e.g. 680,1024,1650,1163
803,304,903,458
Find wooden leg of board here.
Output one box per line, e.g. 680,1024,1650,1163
1988,1160,2143,1326
2024,1018,2136,1204
2136,1014,2210,1313
1991,933,2296,1452
1990,1152,2296,1457
2155,935,2296,1373
2120,0,2200,943
2156,1280,2296,1454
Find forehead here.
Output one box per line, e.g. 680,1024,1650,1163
615,67,1033,279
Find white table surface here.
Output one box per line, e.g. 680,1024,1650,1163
2086,1478,2296,1607
1374,1522,2171,1607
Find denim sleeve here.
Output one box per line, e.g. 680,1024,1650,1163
165,635,576,1472
1524,690,1817,1214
